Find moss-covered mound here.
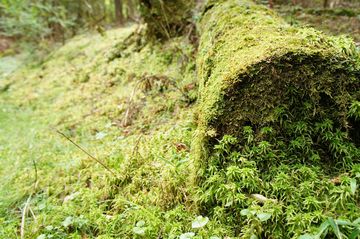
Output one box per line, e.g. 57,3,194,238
0,28,203,239
196,0,360,166
195,0,360,237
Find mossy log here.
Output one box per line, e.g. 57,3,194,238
138,0,194,40
195,0,360,172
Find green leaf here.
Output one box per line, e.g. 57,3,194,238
353,218,360,225
192,216,209,229
210,237,221,239
45,225,54,231
240,209,250,216
349,228,360,239
179,232,195,239
136,220,146,227
319,220,330,230
299,234,314,239
61,216,73,227
315,220,330,238
335,219,354,227
257,212,272,222
224,200,233,207
36,235,46,239
95,131,107,140
328,218,342,239
350,178,357,195
335,219,350,226
133,227,145,236
250,235,258,239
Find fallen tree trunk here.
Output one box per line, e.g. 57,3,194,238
194,1,360,235
195,0,360,166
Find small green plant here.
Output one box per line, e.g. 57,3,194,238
300,217,360,239
199,110,360,238
349,101,360,120
133,220,146,236
180,232,195,239
192,215,209,229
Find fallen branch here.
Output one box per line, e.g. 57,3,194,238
55,129,117,177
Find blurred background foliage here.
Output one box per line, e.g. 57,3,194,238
0,0,138,45
0,0,359,52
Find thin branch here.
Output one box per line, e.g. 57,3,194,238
32,158,38,191
55,129,117,177
122,84,138,127
29,207,37,222
130,134,143,159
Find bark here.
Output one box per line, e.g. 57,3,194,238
268,0,274,8
138,0,195,41
125,0,136,20
324,0,329,8
114,0,124,24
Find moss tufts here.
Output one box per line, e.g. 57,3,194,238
196,0,360,170
195,0,360,237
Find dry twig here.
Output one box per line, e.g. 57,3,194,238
55,129,117,177
20,196,31,239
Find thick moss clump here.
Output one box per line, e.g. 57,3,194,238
196,0,360,167
138,0,194,40
195,0,360,237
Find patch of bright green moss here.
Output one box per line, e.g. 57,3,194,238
195,0,360,237
0,26,215,238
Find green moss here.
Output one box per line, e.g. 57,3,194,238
1,1,360,238
0,27,203,238
196,0,360,169
195,0,360,237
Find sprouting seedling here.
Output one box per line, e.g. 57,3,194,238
55,129,117,177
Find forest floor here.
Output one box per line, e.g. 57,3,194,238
276,6,360,42
0,26,200,238
0,6,359,239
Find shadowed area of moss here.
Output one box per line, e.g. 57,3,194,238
195,0,360,238
196,0,360,166
199,1,359,128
